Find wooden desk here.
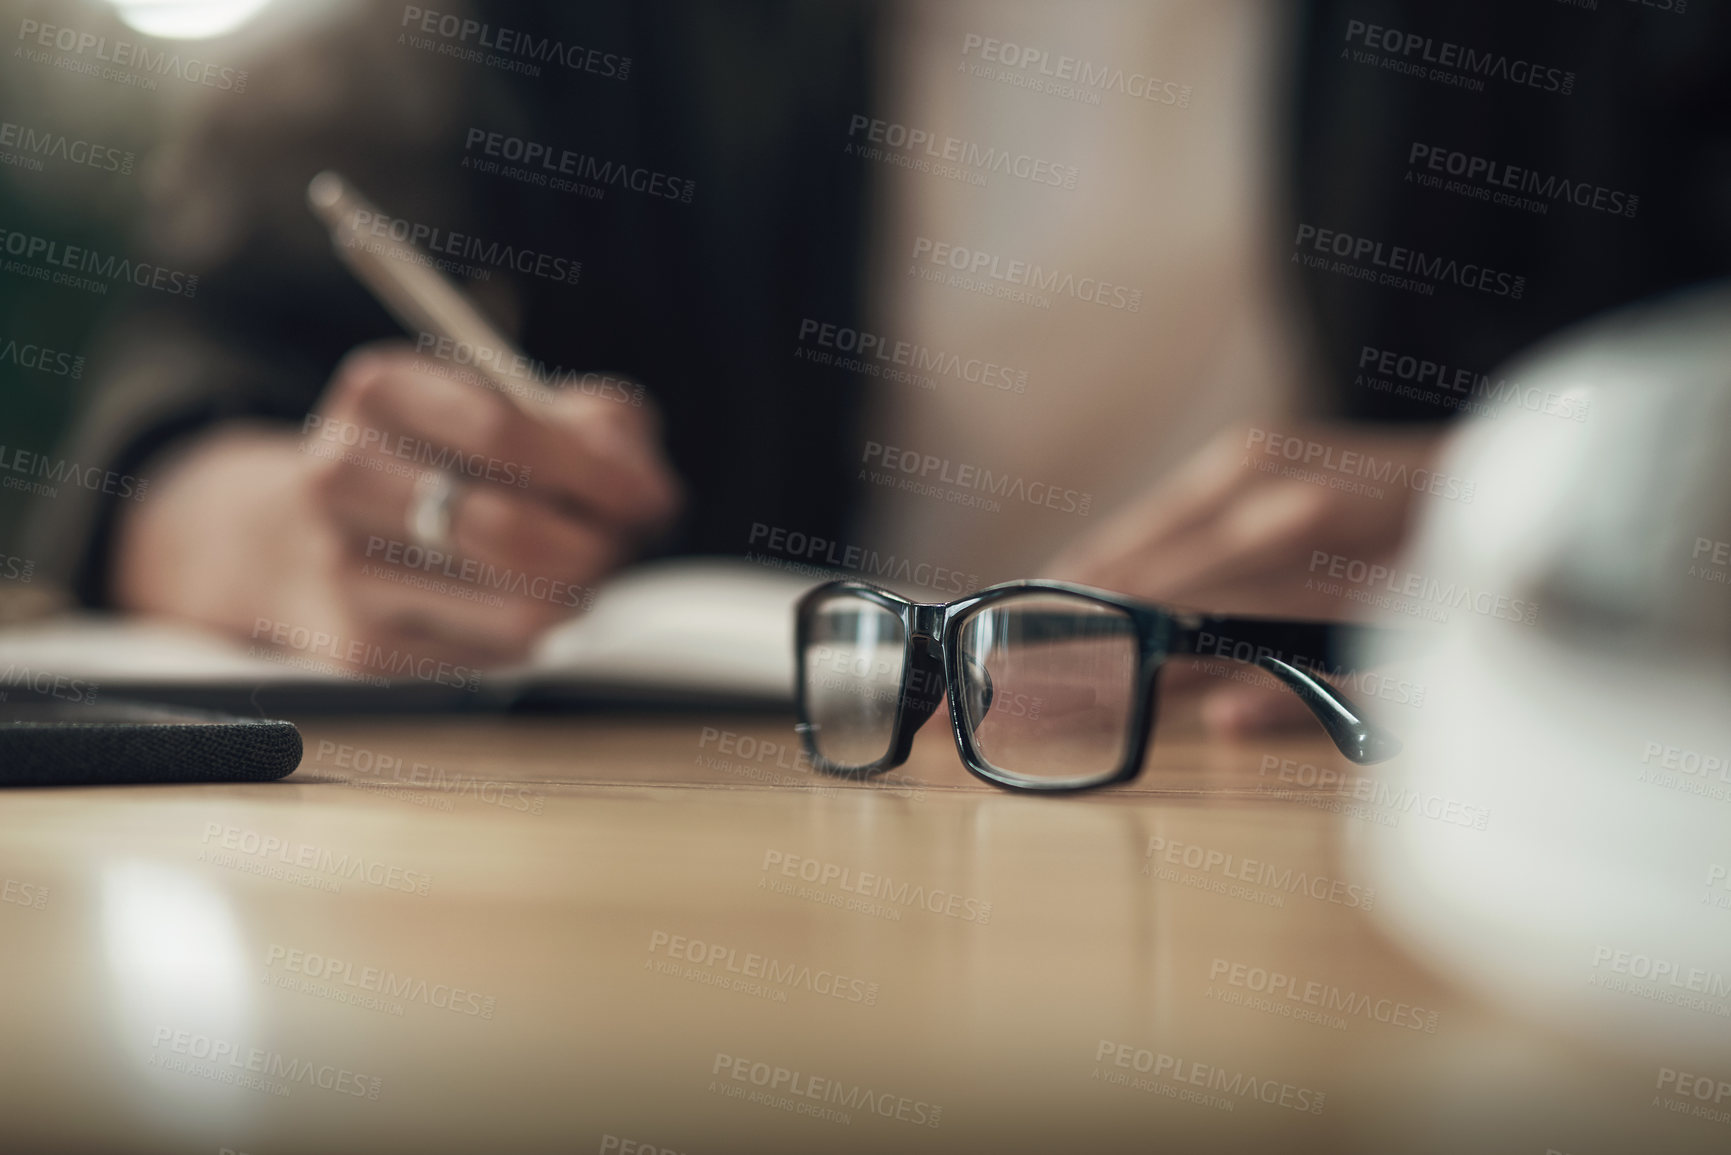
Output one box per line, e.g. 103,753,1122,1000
0,709,1724,1154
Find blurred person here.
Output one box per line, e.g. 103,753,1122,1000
23,0,1731,730
1033,0,1731,731
31,0,881,669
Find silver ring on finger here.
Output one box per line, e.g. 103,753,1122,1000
407,469,459,552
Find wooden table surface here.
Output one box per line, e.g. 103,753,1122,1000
1,705,1725,1155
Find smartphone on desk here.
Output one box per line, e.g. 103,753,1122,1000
0,700,302,787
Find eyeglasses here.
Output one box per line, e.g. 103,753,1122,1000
794,579,1401,793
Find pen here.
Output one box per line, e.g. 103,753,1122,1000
305,169,554,411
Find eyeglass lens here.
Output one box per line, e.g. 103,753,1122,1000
956,593,1139,785
801,592,907,770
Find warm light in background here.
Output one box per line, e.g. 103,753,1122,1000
105,0,274,41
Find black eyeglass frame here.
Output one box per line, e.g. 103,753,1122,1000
794,578,1402,794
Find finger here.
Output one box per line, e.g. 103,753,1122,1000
1158,563,1394,620
328,349,680,529
1078,479,1341,606
552,384,662,441
446,483,625,591
1133,482,1337,603
314,458,627,586
1157,469,1423,610
540,385,679,511
1046,428,1252,582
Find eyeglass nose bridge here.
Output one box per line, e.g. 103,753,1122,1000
899,604,996,739
908,603,945,643
881,605,950,763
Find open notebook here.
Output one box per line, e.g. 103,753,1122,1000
0,560,814,714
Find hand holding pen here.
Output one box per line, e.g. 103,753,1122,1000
111,173,680,668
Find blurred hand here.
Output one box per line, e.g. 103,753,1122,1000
113,344,681,672
1046,422,1449,735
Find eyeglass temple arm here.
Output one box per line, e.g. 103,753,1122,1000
1173,616,1402,764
